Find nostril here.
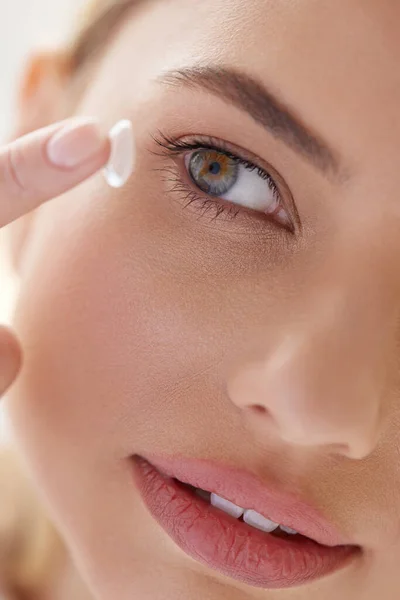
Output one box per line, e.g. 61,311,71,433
250,404,268,415
247,404,277,432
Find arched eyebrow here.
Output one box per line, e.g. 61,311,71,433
158,66,350,184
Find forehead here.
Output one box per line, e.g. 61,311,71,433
119,2,398,128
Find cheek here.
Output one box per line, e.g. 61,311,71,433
6,181,246,590
7,181,228,470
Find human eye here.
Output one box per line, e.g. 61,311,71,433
153,133,298,233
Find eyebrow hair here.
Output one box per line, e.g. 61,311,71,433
158,66,348,182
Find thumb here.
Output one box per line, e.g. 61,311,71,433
0,327,22,398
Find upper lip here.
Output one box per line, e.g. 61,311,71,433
141,453,354,548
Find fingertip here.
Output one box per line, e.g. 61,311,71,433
46,117,110,169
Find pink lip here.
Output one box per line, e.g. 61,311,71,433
132,454,360,589
142,453,350,546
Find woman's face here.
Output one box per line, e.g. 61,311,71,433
7,0,400,598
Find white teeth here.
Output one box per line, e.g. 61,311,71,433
210,493,245,519
280,525,298,535
243,509,279,533
195,489,298,536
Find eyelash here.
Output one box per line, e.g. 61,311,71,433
152,131,292,230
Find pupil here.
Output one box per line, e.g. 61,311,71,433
208,161,221,175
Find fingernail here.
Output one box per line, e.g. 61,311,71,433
103,119,135,188
47,117,104,168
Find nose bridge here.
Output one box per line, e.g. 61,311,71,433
229,236,399,459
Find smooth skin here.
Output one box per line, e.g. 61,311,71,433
4,0,400,599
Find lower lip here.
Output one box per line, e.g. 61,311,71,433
132,456,358,589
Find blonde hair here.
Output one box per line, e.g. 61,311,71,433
2,2,140,597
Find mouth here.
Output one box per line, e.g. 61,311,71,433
131,454,360,590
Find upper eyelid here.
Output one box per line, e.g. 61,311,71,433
165,141,273,184
152,131,268,172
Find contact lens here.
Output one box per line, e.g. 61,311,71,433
103,119,135,188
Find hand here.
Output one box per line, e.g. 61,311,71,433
0,117,111,398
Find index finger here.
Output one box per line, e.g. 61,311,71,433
0,118,111,228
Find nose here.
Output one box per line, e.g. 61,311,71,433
227,247,398,460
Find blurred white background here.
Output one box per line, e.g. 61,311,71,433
0,0,85,439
